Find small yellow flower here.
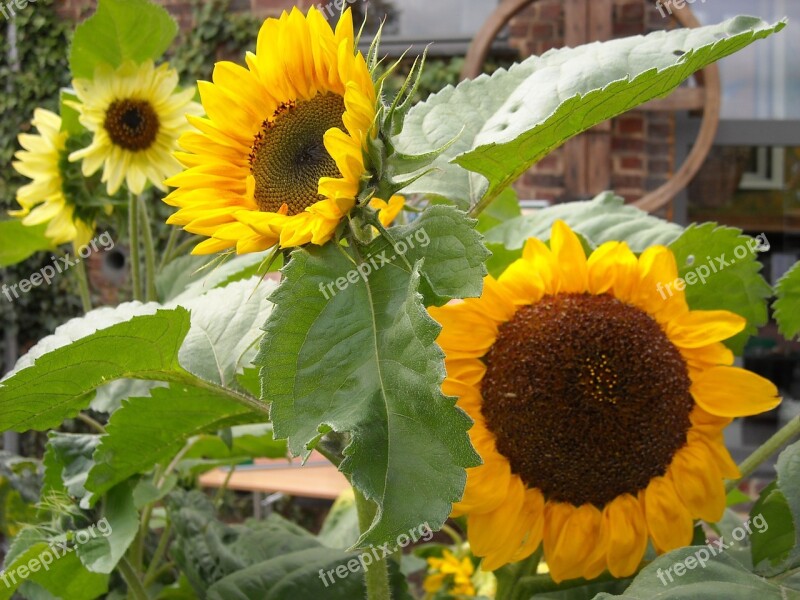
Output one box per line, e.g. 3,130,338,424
424,550,476,597
69,60,201,195
429,221,781,582
10,108,94,246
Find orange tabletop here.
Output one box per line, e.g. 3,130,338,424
198,452,351,501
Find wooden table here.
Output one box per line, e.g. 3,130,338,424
198,452,351,516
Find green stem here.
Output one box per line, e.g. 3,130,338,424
159,227,180,271
143,521,172,587
354,489,392,600
128,192,142,301
726,414,800,492
495,549,542,600
213,465,236,507
168,236,201,262
133,503,154,571
74,257,92,313
440,523,463,546
118,556,149,600
138,196,158,302
76,413,105,434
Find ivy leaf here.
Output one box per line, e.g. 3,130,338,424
70,0,178,79
85,385,261,498
0,220,53,267
774,261,800,340
484,193,683,253
395,17,785,208
669,224,771,354
0,309,190,432
258,243,478,547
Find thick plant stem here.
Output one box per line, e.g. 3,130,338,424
726,414,800,492
138,196,158,302
118,556,149,600
159,227,180,271
128,192,142,301
74,258,92,313
354,489,392,600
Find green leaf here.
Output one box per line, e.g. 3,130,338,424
750,482,795,573
42,433,100,502
258,243,478,547
59,90,84,137
0,220,53,267
177,277,277,389
0,309,190,432
369,205,489,305
85,385,260,498
668,224,771,354
484,193,683,252
69,0,178,79
774,261,800,340
476,189,524,277
594,546,795,599
317,490,359,549
0,542,108,600
76,481,139,574
395,17,785,208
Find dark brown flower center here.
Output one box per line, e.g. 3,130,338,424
104,99,160,151
249,92,346,215
480,293,693,507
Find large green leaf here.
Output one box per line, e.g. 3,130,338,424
774,261,800,340
1,277,276,433
395,17,785,208
0,541,108,600
594,546,797,599
669,224,771,354
76,481,139,574
484,193,683,253
258,242,478,547
70,0,178,79
0,220,53,267
0,309,189,432
85,386,260,497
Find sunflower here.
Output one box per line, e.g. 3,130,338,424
163,7,377,254
68,60,201,196
429,221,781,582
424,550,476,598
10,108,94,246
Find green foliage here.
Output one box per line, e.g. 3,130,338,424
70,0,178,79
168,0,262,85
395,17,785,209
167,490,411,599
258,219,482,546
669,224,772,354
774,261,800,340
85,386,264,498
0,222,53,267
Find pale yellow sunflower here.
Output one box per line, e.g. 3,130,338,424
69,60,201,195
429,221,781,582
424,550,476,598
10,108,94,246
163,7,378,254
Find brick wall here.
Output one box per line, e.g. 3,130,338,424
57,0,681,205
508,0,677,203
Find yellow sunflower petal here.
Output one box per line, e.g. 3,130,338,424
603,494,648,578
669,443,726,523
642,475,694,553
550,220,588,293
691,366,781,417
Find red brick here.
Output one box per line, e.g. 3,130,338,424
617,116,645,136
